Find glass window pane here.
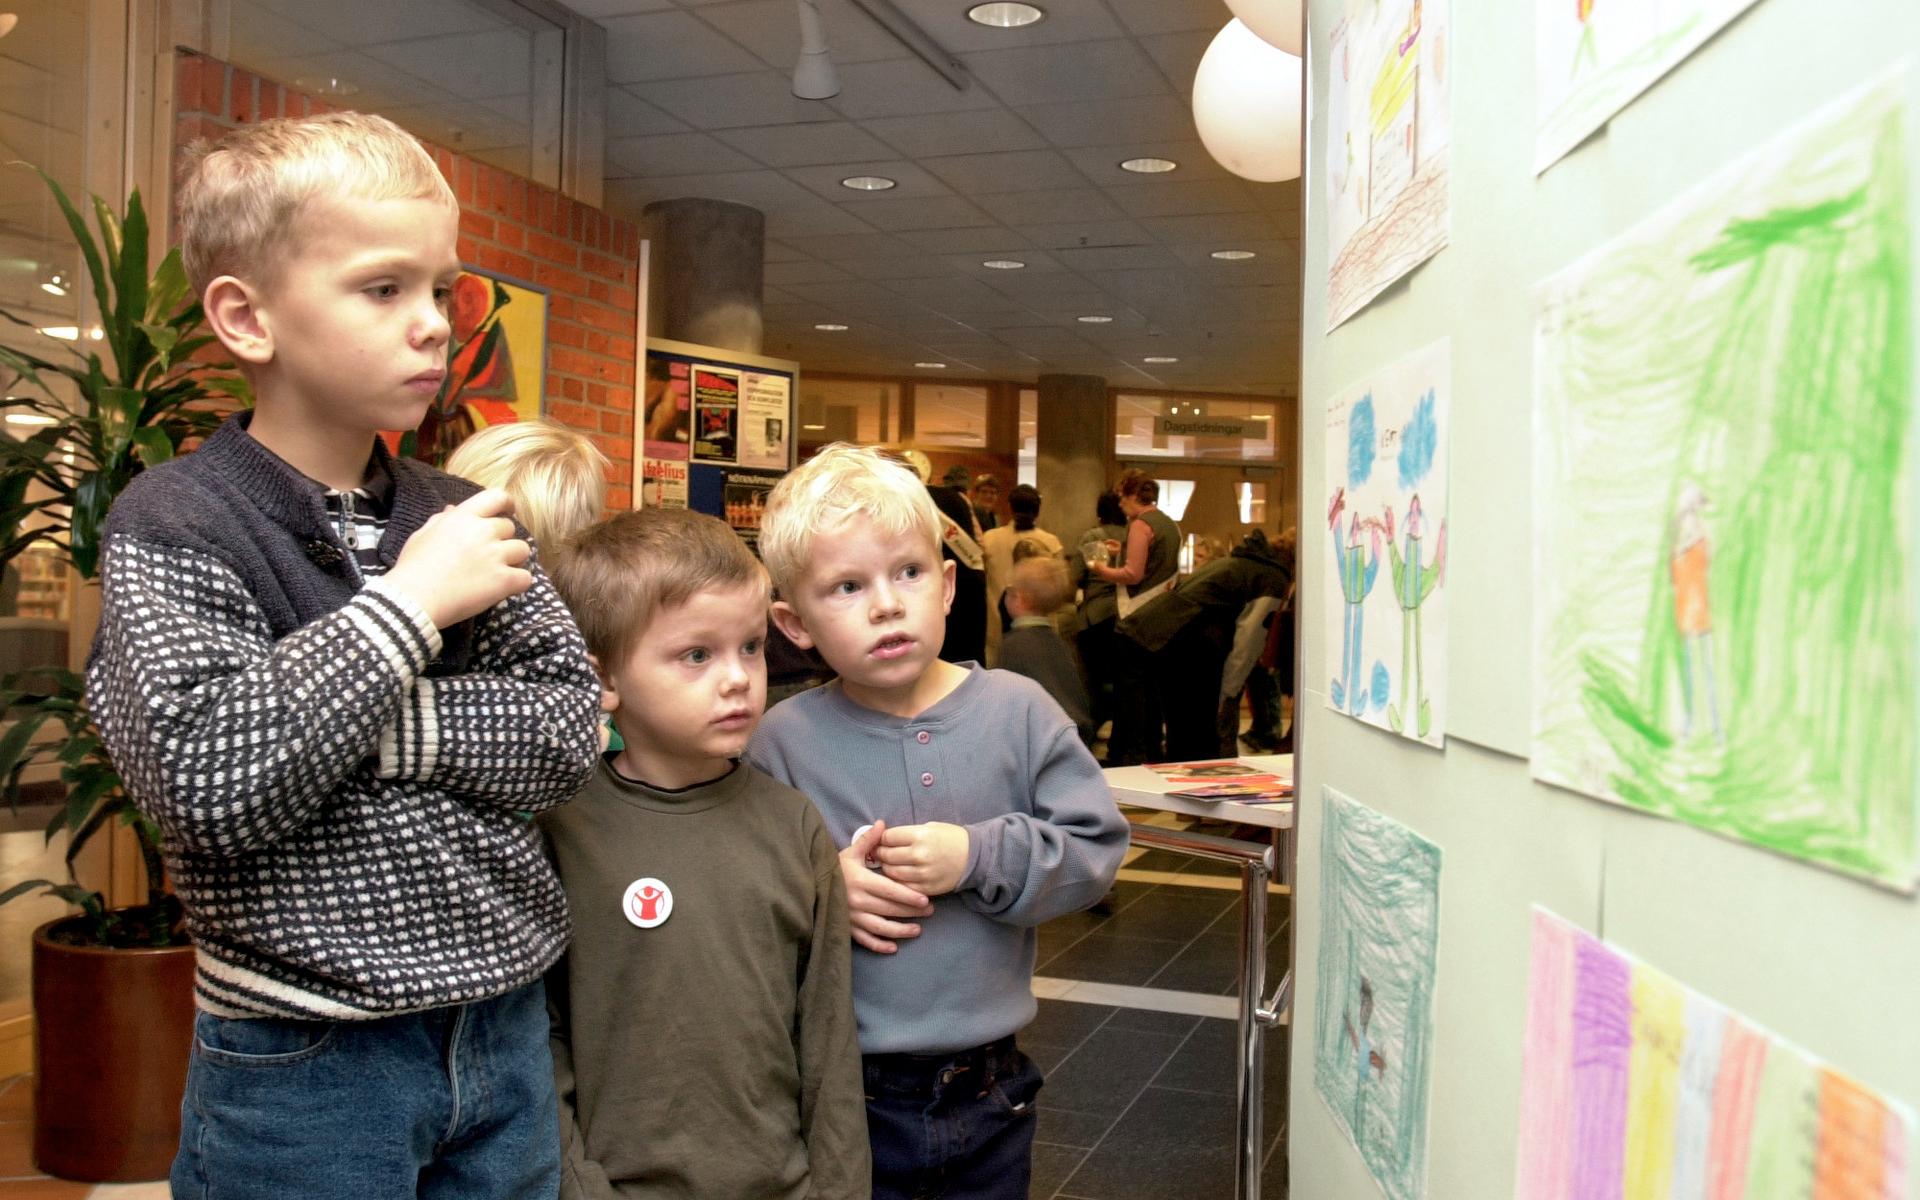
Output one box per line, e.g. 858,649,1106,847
912,384,988,448
1113,393,1279,460
1017,387,1036,487
798,377,899,459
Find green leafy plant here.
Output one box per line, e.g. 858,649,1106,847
0,169,247,946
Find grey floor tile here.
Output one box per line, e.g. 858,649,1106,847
1146,931,1243,995
1088,888,1236,942
1057,1085,1237,1200
1025,998,1116,1047
1040,931,1188,987
1105,1006,1202,1038
1041,1026,1187,1117
1032,1141,1090,1198
1035,1103,1118,1149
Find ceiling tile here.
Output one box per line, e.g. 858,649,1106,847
1138,211,1290,244
961,40,1166,107
696,0,915,66
838,255,963,281
1013,219,1155,250
974,188,1123,226
605,86,692,135
824,59,1005,120
605,131,764,178
884,0,1130,49
1015,95,1197,147
765,260,854,285
602,10,765,82
1051,244,1183,272
862,110,1048,157
1105,178,1260,219
629,71,830,128
896,226,1034,253
920,149,1090,195
555,0,673,15
777,231,919,258
1138,29,1216,93
763,239,812,262
786,160,952,202
1059,140,1228,185
1105,0,1234,36
714,121,896,166
840,195,997,232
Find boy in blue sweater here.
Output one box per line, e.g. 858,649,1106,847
87,112,601,1197
749,444,1128,1200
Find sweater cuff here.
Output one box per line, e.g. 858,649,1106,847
361,578,445,664
377,678,440,781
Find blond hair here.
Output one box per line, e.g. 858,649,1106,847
550,508,768,670
1008,555,1071,614
445,420,609,551
759,443,941,596
176,111,456,294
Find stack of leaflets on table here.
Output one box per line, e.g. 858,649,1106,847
1144,760,1295,804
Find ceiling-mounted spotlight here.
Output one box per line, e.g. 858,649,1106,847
966,3,1045,27
39,267,67,296
1119,157,1178,174
841,175,897,191
792,0,841,99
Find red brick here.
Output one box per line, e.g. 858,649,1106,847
258,80,283,120
526,231,579,267
285,92,310,119
495,221,524,250
232,73,258,124
472,244,536,281
434,148,455,188
546,400,596,428
460,211,495,240
475,168,494,214
453,157,474,205
599,409,632,436
546,373,567,397
549,321,586,349
532,262,587,294
549,348,613,380
501,178,528,225
608,486,632,510
550,295,576,320
176,54,203,113
529,190,550,233
587,383,610,405
589,432,627,462
564,377,585,400
607,335,636,360
580,249,632,284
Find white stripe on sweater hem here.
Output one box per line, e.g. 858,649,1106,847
196,951,381,1020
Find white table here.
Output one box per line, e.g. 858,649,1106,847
1102,754,1294,1200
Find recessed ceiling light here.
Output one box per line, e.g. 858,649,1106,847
1119,157,1178,174
981,259,1025,270
967,2,1045,27
1077,315,1113,323
39,269,66,296
802,424,827,431
1143,356,1179,364
841,175,897,191
294,75,359,96
1210,249,1257,260
914,362,947,369
814,323,849,331
5,411,55,426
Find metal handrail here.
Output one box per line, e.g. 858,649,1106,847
1128,822,1292,1200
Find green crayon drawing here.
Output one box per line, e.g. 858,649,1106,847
1314,789,1441,1200
1385,494,1447,738
1533,74,1915,890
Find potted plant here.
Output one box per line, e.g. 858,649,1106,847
0,170,245,1181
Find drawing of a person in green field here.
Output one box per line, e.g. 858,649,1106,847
1343,975,1388,1143
1669,482,1722,743
1330,489,1384,714
1385,494,1446,738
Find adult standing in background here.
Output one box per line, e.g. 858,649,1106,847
983,483,1063,666
926,472,989,667
970,473,1002,533
1069,493,1128,741
1090,470,1182,764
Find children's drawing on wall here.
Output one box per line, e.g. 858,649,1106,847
1313,789,1441,1200
1325,0,1451,331
1515,909,1914,1199
1532,73,1916,889
1323,338,1449,747
1534,0,1767,173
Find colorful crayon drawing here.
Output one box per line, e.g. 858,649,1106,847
1313,789,1442,1200
1325,0,1451,331
1532,73,1916,889
1516,909,1913,1199
1323,339,1449,747
1534,0,1767,173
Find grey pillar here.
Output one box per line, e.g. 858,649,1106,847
641,198,765,353
1035,374,1112,546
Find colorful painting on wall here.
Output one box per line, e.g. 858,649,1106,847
1516,908,1913,1199
408,269,549,465
1313,787,1442,1200
1531,72,1916,889
1322,338,1449,747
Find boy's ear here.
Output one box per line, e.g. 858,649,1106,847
939,557,956,617
202,275,274,366
769,599,815,650
586,653,619,714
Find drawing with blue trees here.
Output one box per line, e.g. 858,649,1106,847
1322,341,1451,747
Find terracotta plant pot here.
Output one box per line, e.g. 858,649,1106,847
31,917,195,1182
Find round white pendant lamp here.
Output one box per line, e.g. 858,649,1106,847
1192,19,1303,183
1225,0,1302,55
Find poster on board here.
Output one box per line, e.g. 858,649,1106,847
738,372,792,468
1323,339,1450,747
643,353,692,462
1532,72,1915,890
639,455,688,509
693,367,740,463
1324,0,1451,331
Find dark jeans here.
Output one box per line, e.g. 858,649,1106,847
865,1035,1043,1200
172,977,559,1200
1106,633,1165,765
1075,616,1118,734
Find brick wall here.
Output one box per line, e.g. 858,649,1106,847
172,50,640,507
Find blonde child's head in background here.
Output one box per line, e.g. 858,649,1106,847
446,420,609,550
177,111,456,299
1007,555,1071,618
758,443,943,600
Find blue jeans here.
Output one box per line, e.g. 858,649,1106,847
172,977,559,1200
864,1036,1042,1200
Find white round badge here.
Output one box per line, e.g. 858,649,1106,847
622,877,673,929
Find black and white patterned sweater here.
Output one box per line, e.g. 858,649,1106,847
86,414,601,1019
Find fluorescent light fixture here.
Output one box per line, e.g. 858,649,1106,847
5,411,56,426
39,326,77,340
802,424,827,431
814,323,849,331
966,2,1044,27
1210,249,1257,260
1077,315,1113,323
841,175,897,191
914,362,947,369
1119,157,1178,174
1143,356,1179,363
981,259,1025,270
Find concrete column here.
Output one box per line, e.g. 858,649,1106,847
1035,373,1112,546
641,198,764,353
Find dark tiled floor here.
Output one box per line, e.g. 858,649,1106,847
1024,820,1295,1200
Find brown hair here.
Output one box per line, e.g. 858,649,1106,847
1115,469,1158,505
550,508,767,669
176,111,456,295
1008,555,1071,614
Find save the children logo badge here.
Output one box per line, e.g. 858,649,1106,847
622,878,673,929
